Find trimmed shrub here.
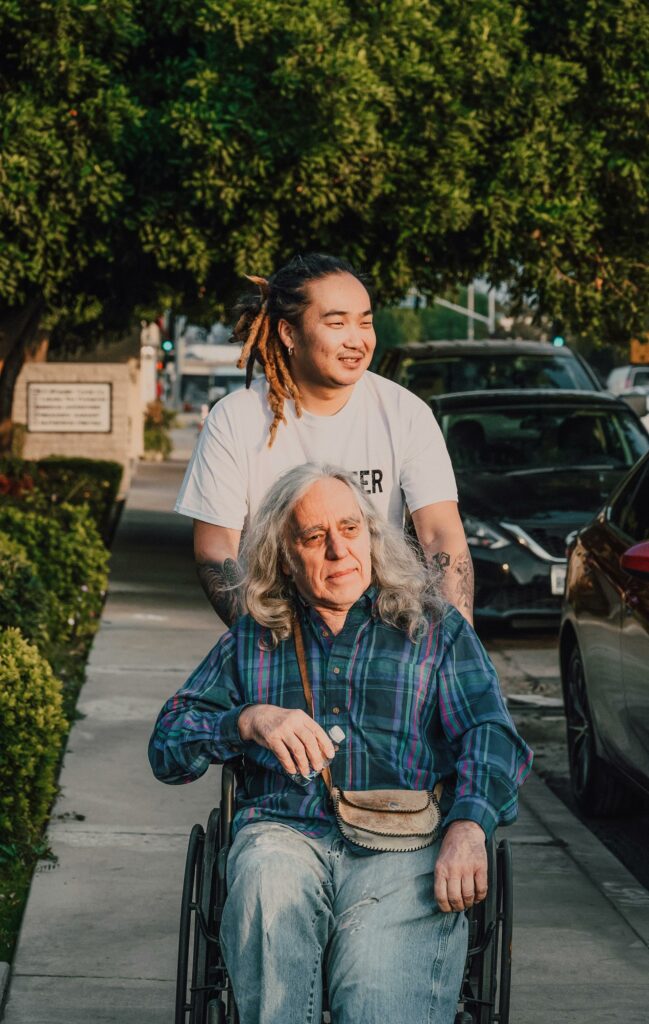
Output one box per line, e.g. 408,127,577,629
0,628,67,845
0,535,50,650
0,504,109,646
38,457,123,537
0,456,123,540
144,400,173,458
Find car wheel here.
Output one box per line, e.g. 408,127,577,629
564,645,634,816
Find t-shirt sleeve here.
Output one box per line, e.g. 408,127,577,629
400,397,458,511
174,403,249,529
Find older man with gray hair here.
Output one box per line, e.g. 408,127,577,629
150,464,532,1024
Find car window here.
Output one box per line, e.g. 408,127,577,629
631,368,649,388
401,353,594,397
609,460,649,542
441,406,649,473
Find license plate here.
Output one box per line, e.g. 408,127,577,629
550,563,567,596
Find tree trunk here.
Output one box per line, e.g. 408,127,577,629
0,295,45,451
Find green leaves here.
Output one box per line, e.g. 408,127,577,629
1,0,647,356
0,0,142,315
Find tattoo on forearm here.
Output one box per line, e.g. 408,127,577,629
196,558,245,627
452,548,475,616
430,547,474,618
431,551,451,573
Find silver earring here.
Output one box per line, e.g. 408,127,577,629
287,346,294,356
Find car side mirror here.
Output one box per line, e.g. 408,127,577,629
620,540,649,579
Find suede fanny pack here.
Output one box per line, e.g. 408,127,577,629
292,617,442,853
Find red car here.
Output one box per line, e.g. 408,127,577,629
560,451,649,814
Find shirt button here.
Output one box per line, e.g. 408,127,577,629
332,706,341,715
333,666,340,674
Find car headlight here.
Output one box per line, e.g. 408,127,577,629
463,515,510,550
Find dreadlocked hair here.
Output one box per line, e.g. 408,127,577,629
230,253,368,447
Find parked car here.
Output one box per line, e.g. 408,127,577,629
376,339,603,397
606,364,649,395
429,390,649,623
559,450,649,815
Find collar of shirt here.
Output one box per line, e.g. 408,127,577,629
294,585,378,649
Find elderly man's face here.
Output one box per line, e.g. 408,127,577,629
284,478,371,612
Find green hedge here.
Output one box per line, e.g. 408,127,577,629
0,629,67,845
0,456,123,540
0,504,109,647
0,535,50,651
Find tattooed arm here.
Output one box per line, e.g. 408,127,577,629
193,521,245,628
410,502,474,625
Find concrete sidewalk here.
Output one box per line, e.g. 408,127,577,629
3,462,649,1023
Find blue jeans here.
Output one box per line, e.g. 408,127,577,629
220,822,468,1024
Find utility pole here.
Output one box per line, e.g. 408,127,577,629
434,283,496,338
467,285,475,341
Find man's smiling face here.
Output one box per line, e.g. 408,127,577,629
285,271,376,389
283,477,372,612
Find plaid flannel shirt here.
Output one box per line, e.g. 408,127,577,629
149,590,532,840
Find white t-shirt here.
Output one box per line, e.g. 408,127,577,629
175,371,457,530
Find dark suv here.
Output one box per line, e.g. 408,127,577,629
375,339,602,398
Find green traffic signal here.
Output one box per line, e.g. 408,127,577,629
161,339,174,352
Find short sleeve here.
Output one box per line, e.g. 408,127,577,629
400,398,458,511
175,401,249,529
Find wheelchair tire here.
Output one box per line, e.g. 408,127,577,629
475,836,498,1024
192,808,223,1024
459,836,502,1024
176,824,205,1024
496,839,513,1024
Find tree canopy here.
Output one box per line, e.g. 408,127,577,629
1,0,648,432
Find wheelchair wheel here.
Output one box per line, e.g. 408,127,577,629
192,808,224,1024
459,837,513,1024
176,824,205,1024
495,839,513,1023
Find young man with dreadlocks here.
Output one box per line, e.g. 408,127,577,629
175,253,473,625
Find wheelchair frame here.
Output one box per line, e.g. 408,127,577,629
175,763,514,1024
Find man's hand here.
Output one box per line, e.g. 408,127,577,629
434,820,488,913
238,705,336,778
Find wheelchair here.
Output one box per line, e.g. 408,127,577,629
175,761,514,1024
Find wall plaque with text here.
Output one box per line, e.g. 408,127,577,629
27,383,112,433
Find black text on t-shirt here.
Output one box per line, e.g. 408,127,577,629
351,469,384,494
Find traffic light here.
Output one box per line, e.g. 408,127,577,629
551,320,566,347
161,337,175,367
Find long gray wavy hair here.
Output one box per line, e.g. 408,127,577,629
238,463,443,646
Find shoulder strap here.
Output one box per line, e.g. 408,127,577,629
292,614,442,803
292,615,333,793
